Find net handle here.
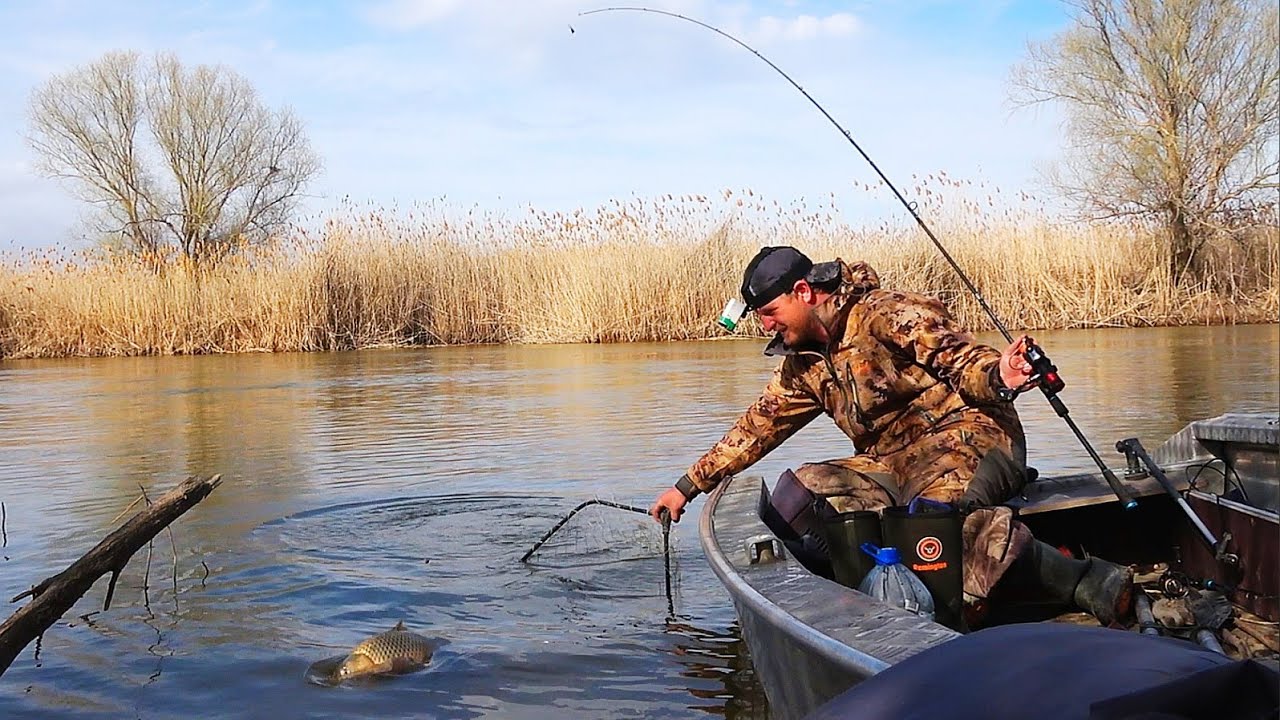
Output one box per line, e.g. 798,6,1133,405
519,499,649,563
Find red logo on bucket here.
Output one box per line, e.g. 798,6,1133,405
916,536,943,562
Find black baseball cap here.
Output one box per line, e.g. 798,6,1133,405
741,246,814,309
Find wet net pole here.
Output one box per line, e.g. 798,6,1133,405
521,500,676,613
662,511,674,618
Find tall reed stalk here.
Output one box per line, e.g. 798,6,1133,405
1,187,1275,359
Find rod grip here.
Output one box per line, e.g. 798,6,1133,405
1102,467,1139,510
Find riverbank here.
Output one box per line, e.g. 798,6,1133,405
1,193,1276,359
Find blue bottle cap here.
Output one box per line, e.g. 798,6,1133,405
908,496,954,515
859,542,901,565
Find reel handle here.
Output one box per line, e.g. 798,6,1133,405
1024,340,1065,394
997,339,1066,401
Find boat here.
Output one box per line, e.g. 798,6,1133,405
696,412,1279,720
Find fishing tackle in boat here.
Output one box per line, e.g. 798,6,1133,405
576,6,1137,509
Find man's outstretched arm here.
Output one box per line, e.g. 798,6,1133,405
651,363,822,523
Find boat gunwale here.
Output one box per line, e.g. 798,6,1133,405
699,476,896,678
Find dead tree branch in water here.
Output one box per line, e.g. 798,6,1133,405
0,474,222,677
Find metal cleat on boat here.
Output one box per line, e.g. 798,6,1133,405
746,534,786,565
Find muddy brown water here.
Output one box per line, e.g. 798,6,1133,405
0,324,1276,718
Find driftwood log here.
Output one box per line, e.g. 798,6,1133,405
0,474,222,677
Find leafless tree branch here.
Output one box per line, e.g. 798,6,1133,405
27,52,321,266
1011,0,1279,285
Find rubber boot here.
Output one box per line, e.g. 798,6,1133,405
761,470,833,579
881,502,965,631
821,510,883,590
1073,555,1135,627
1013,540,1134,626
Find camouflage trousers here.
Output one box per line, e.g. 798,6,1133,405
794,415,1033,603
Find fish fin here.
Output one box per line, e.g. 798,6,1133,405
390,657,425,674
393,620,406,631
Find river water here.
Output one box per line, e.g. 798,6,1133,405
0,324,1276,719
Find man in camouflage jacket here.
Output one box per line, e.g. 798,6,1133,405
650,246,1133,625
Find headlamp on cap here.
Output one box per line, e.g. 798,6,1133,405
717,297,749,331
715,246,814,333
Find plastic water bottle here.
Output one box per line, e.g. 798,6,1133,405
857,542,936,621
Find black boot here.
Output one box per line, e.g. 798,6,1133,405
1073,555,1135,627
1011,540,1134,626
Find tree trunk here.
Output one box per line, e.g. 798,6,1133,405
0,474,222,677
1168,204,1196,286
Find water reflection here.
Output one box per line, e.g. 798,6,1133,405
665,619,770,719
1000,325,1280,473
0,325,1275,718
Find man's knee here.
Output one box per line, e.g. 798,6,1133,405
825,493,891,514
960,448,1029,509
794,461,895,512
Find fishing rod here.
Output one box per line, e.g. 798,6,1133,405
577,6,1138,510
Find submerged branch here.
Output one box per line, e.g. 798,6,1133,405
0,474,222,677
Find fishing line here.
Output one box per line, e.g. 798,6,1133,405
579,6,1011,342
576,6,1139,510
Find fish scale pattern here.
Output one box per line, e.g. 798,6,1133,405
352,630,433,664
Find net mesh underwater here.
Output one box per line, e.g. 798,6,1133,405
519,498,674,568
247,493,685,640
519,497,680,616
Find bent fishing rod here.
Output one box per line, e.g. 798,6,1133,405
578,6,1138,510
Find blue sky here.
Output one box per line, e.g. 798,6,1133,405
0,1,1072,251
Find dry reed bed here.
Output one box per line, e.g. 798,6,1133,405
0,190,1276,359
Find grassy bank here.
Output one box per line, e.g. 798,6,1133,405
1,191,1276,359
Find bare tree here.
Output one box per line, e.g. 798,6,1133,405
28,52,320,264
1012,0,1279,285
28,52,157,256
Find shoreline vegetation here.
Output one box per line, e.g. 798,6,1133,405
1,187,1277,360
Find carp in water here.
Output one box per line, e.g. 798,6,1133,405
307,620,434,686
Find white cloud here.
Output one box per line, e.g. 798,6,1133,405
755,12,860,42
364,0,465,31
361,0,598,35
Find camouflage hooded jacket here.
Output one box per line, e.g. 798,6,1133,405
682,259,1023,495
